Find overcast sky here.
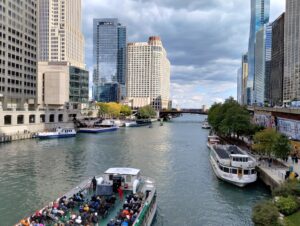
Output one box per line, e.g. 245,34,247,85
82,0,285,108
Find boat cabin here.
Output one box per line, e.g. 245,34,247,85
230,154,255,168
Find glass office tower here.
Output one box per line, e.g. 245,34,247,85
247,0,270,105
93,18,126,102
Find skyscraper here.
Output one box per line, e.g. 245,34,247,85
37,0,88,108
38,0,85,69
270,13,284,106
93,18,127,102
241,54,249,105
247,0,270,105
126,37,171,110
253,24,272,105
284,0,300,104
0,0,38,110
237,68,242,104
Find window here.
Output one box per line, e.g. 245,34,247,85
231,169,237,174
4,115,11,125
49,114,55,123
29,114,35,123
40,114,45,123
223,167,229,173
244,170,249,175
58,114,63,122
126,175,131,183
17,115,24,124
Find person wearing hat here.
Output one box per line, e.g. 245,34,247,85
75,216,82,225
91,212,99,225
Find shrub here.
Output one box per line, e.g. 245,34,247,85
276,196,299,216
252,201,280,226
273,180,300,197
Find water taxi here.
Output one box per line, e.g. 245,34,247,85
16,168,157,226
125,119,152,128
209,144,257,187
78,125,119,133
37,128,76,139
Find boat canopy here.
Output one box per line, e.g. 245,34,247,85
105,167,140,176
230,154,249,158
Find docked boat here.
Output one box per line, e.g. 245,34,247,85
17,168,157,226
78,125,119,133
207,135,220,149
125,119,152,128
202,122,211,129
209,144,257,187
37,128,76,139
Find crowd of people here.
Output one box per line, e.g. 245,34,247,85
18,183,144,226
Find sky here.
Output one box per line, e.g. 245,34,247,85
82,0,285,108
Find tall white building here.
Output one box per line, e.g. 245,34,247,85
38,0,84,69
126,36,171,110
0,0,38,110
37,0,88,109
284,0,300,103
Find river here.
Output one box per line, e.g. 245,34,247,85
0,115,270,225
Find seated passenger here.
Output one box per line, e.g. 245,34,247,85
107,219,115,226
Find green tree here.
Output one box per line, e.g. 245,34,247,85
208,97,251,137
120,105,132,117
97,103,109,117
252,129,279,156
252,201,280,226
106,102,121,118
273,134,292,159
137,105,156,119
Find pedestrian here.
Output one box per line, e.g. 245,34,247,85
92,176,97,192
117,186,124,200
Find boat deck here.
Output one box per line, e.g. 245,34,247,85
214,145,243,159
42,189,130,226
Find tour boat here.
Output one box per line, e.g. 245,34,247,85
207,135,220,149
37,128,76,139
16,167,157,226
78,125,119,133
202,122,211,129
125,119,152,127
209,144,257,187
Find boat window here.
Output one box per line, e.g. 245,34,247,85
231,169,237,174
223,167,229,173
251,169,256,174
244,170,249,175
219,165,223,171
109,174,113,180
126,175,131,183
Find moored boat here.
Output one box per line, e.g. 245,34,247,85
16,168,157,226
78,125,119,133
202,122,211,129
207,135,220,149
125,119,152,128
37,128,76,139
209,144,257,187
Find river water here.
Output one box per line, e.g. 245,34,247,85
0,115,270,225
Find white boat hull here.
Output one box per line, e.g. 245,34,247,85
209,155,257,187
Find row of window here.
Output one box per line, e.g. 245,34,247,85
4,113,64,125
218,164,256,175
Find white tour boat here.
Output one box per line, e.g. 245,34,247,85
37,128,76,139
209,144,257,187
202,122,211,129
207,135,220,149
17,167,157,226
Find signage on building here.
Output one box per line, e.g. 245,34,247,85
277,117,300,141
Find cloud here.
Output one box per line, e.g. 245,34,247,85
82,0,285,107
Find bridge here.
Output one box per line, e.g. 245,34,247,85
159,109,208,120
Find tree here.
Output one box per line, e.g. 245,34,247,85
252,129,279,156
97,103,109,117
252,201,280,226
106,102,121,118
273,134,292,159
120,105,132,117
208,97,252,137
137,105,156,119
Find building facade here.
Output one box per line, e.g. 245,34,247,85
284,0,300,104
237,68,242,104
270,13,284,106
93,18,126,102
126,37,171,110
241,54,249,105
37,0,88,109
247,0,270,105
264,24,272,104
0,0,37,110
38,0,85,69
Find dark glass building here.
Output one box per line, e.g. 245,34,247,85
69,66,89,104
93,18,126,102
270,13,285,106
